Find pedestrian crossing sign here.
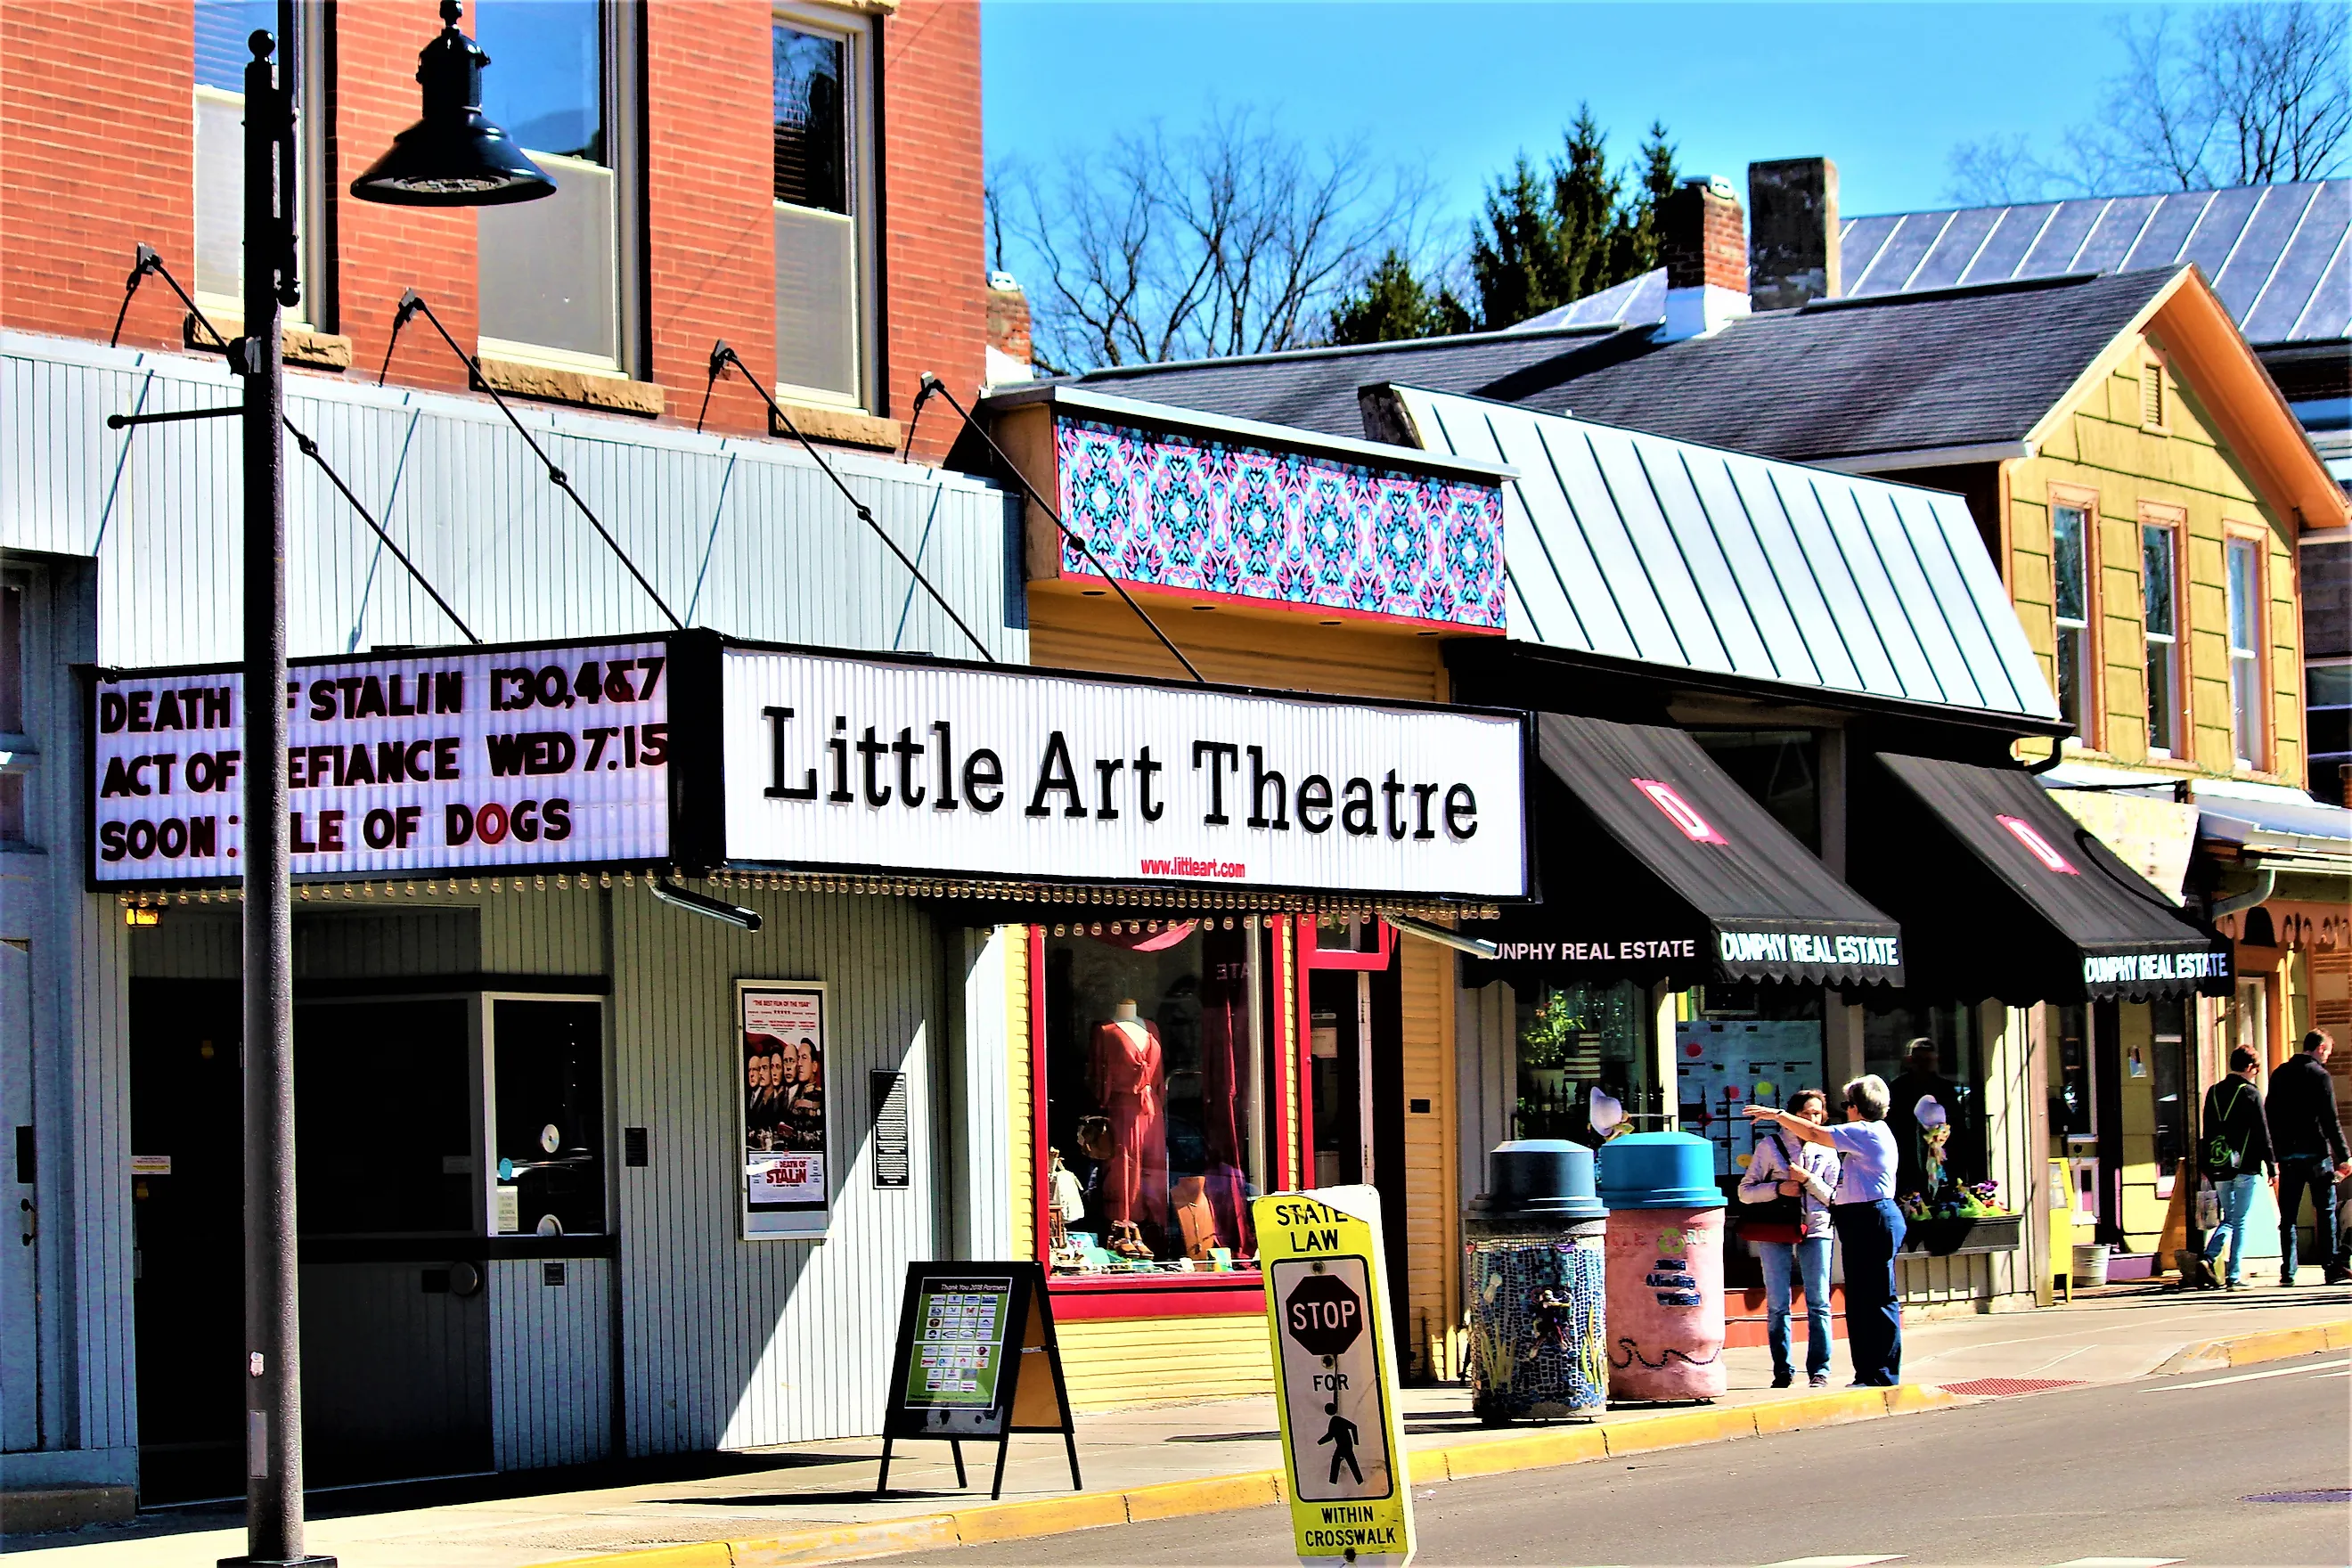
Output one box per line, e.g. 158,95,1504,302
1254,1186,1417,1565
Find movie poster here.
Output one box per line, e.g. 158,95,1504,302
739,982,829,1238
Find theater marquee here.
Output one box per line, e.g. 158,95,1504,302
87,637,673,884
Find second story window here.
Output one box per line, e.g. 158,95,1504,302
193,0,320,323
2225,535,2266,768
474,0,636,372
773,10,869,407
2141,523,2179,756
2052,503,2093,741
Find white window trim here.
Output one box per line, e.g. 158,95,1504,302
191,10,332,330
2141,522,2181,758
2224,534,2266,770
2052,502,2095,745
773,0,878,412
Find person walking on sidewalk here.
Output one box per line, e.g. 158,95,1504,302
1747,1075,1906,1387
2181,1047,2273,1290
1739,1088,1842,1389
2267,1028,2350,1286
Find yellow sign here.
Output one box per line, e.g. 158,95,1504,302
1253,1186,1416,1565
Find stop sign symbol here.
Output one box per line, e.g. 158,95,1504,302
1284,1271,1364,1358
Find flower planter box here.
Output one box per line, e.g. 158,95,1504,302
1899,1213,2023,1258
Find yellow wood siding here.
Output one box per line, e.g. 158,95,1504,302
1009,926,1033,1254
1026,591,1448,702
2005,337,2303,783
1056,1312,1274,1409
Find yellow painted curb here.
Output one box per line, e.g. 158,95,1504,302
2154,1317,2352,1376
531,1383,1957,1567
1122,1471,1284,1523
948,1490,1130,1544
734,1516,960,1566
2222,1323,2332,1367
1425,1425,1608,1479
1600,1405,1757,1456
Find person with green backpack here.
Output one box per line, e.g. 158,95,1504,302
2180,1047,2274,1290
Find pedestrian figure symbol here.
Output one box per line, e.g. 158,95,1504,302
1317,1401,1363,1485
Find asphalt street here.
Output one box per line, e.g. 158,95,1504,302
876,1352,2352,1567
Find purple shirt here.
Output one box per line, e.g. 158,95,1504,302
1827,1121,1899,1204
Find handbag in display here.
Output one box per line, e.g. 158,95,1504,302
1742,1131,1806,1243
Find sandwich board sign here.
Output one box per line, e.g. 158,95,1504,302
877,1262,1081,1501
1252,1186,1416,1565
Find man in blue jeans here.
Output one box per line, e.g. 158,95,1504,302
2185,1047,2272,1289
2267,1029,2350,1286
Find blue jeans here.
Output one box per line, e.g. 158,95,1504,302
1759,1235,1833,1379
1832,1199,1906,1386
2200,1172,2261,1283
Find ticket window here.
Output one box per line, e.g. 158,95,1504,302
293,998,477,1238
487,998,607,1237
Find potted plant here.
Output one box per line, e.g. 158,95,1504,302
1519,991,1580,1107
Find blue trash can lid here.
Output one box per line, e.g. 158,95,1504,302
1466,1139,1608,1223
1595,1131,1725,1209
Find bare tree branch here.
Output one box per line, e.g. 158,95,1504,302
989,107,1435,372
1946,2,2348,203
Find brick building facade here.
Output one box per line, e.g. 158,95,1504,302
0,0,985,458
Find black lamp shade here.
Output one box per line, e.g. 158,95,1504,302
350,1,555,207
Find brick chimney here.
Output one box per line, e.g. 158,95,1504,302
985,271,1033,385
1658,176,1750,341
1748,157,1841,311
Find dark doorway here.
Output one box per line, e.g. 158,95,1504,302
131,983,494,1501
128,979,246,1505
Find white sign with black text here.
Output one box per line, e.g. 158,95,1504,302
90,641,672,882
721,649,1528,899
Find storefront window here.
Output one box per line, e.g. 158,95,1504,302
1689,731,1821,853
1864,1001,1984,1199
2050,1003,2092,1140
1041,922,1262,1275
493,1000,607,1237
1515,980,1652,1144
295,999,474,1237
1679,984,1824,1177
2150,997,2190,1187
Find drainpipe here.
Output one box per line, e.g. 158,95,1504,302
2209,866,2275,920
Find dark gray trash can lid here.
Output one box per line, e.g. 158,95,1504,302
1466,1139,1608,1223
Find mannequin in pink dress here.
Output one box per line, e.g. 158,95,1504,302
1088,1000,1168,1237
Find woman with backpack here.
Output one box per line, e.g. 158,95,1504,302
2182,1047,2274,1290
1739,1088,1842,1387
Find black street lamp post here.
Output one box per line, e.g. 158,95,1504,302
223,6,546,1564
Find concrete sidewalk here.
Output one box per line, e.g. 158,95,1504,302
6,1278,2348,1567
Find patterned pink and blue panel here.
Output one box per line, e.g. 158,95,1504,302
1054,417,1507,630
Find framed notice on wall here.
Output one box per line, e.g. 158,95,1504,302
738,981,830,1239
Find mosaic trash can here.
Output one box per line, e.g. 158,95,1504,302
1462,1139,1610,1424
1597,1131,1727,1402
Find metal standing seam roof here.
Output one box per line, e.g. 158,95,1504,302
1391,385,2060,723
1513,180,2350,347
1841,181,2352,345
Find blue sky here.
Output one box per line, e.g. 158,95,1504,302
982,3,2146,233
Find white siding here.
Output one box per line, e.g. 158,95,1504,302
0,331,1025,669
488,1256,612,1470
609,885,942,1453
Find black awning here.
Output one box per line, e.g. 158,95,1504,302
1463,714,1903,989
1857,753,2231,1003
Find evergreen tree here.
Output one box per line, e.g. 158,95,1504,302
1605,121,1680,282
1465,154,1572,331
1327,249,1473,345
1547,107,1624,305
